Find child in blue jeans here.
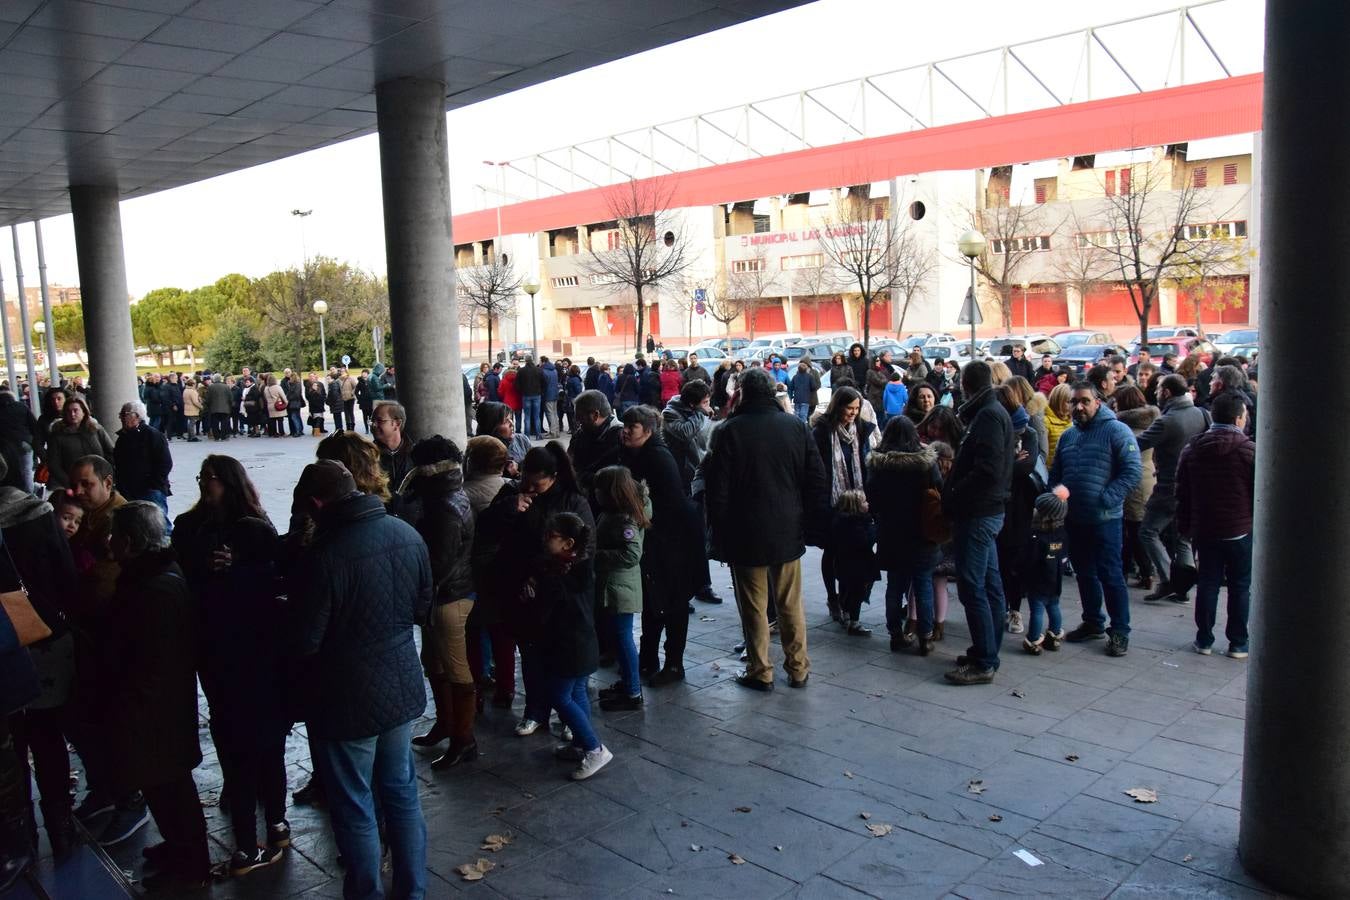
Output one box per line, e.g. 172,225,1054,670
1023,492,1068,654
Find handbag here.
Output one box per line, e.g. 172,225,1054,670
274,397,287,411
0,544,50,647
920,487,952,544
34,463,49,484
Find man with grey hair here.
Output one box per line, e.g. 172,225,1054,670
569,389,622,491
112,401,172,528
703,367,829,691
1201,362,1257,438
204,373,233,441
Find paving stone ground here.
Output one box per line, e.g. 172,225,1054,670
93,429,1270,898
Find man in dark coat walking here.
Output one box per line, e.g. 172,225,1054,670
290,460,432,900
112,401,173,527
703,369,829,691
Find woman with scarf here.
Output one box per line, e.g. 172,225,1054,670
810,386,875,621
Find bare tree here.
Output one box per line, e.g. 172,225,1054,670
789,260,834,335
1171,228,1252,336
674,271,718,343
890,227,937,337
1094,156,1229,350
703,273,744,339
457,256,521,364
958,197,1047,331
724,245,778,339
1051,205,1113,329
818,185,923,347
580,177,693,354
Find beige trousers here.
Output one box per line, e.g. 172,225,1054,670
732,559,809,683
420,598,475,685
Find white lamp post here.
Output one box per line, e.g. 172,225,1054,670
313,299,329,371
522,281,540,354
958,229,987,359
32,320,45,373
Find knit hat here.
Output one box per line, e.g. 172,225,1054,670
1034,491,1067,527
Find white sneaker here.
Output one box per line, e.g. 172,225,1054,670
1193,643,1213,656
571,745,613,781
1007,611,1024,634
514,717,541,737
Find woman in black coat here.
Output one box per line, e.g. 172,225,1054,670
846,342,870,387
993,384,1040,638
866,416,943,654
171,456,290,871
305,374,327,435
618,405,703,686
810,386,875,620
103,502,210,891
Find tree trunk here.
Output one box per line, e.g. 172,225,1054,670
815,301,821,335
487,316,494,364
896,293,911,338
861,294,871,350
188,344,196,368
634,286,645,355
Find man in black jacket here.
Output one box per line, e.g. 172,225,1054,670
568,391,622,491
1005,344,1036,382
290,460,431,900
941,361,1015,685
283,370,305,437
704,368,829,691
112,401,173,527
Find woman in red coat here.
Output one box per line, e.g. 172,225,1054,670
659,361,682,405
499,368,523,433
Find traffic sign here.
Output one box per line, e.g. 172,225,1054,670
695,301,706,315
957,286,983,326
341,354,352,366
693,288,706,302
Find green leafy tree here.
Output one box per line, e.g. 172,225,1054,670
204,319,262,375
51,304,86,366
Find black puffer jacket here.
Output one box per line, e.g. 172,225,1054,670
568,416,622,490
291,492,431,740
620,434,703,599
704,397,830,566
943,386,1015,520
865,446,940,564
398,460,475,603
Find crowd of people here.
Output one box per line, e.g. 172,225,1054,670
0,336,1257,896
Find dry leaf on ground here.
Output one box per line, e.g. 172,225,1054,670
480,833,513,852
989,814,1003,822
1183,853,1194,862
843,770,855,779
1010,688,1026,699
734,806,753,813
1064,754,1080,762
728,853,746,865
1124,787,1159,803
865,823,893,837
690,844,702,852
859,812,872,820
967,779,987,795
455,859,496,881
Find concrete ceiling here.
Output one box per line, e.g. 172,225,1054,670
0,0,810,226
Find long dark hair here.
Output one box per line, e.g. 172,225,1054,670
918,405,964,448
475,401,510,438
194,454,268,523
522,441,579,495
824,386,863,425
879,415,922,452
593,465,651,529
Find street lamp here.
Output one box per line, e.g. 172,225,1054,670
313,299,329,371
32,320,46,375
1021,279,1031,331
522,280,540,354
957,229,986,359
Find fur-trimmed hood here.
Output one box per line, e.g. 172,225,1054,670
867,447,936,474
1116,405,1160,433
397,458,464,496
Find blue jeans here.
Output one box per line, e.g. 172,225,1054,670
311,722,427,900
1193,535,1251,649
953,514,1006,670
884,544,938,637
794,402,811,422
1027,593,1062,642
288,409,304,436
1066,518,1131,637
609,612,640,697
545,675,600,752
522,395,541,437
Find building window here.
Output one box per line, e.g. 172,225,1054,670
731,258,766,273
605,230,622,251
1223,162,1239,185
1178,221,1248,241
1076,230,1136,249
550,275,578,288
990,235,1052,253
1105,170,1116,196
1119,167,1131,195
753,215,771,233
781,253,824,271
1192,166,1208,188
1034,184,1046,204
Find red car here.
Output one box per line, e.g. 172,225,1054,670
1130,336,1217,366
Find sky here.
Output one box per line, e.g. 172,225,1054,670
3,0,1262,298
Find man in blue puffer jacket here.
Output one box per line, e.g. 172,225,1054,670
1049,381,1142,657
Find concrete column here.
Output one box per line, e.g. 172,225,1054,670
1247,130,1262,326
375,77,463,444
1239,5,1350,896
69,185,137,428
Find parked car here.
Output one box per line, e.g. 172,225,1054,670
662,345,727,363
694,337,749,354
1132,336,1217,366
505,342,535,361
985,334,1062,359
744,334,803,352
1052,329,1116,347
1054,343,1118,374
1214,328,1259,357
